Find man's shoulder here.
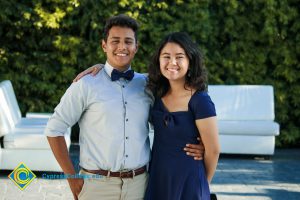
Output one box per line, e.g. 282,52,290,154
79,70,107,85
133,72,148,81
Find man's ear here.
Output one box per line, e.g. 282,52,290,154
135,42,139,53
102,40,107,52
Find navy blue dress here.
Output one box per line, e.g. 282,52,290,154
145,91,216,200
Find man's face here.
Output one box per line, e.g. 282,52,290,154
102,26,138,71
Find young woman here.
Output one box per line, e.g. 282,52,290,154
144,32,220,200
74,32,219,200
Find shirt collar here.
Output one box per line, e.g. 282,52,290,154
104,61,132,78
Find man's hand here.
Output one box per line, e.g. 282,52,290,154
67,178,84,200
73,64,104,82
184,137,205,160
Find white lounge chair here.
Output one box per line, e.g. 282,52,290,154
0,80,71,171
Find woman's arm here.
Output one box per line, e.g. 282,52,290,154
73,64,104,82
195,116,220,183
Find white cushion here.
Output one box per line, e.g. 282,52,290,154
0,149,63,171
0,88,14,134
3,128,71,149
0,80,21,125
3,129,50,149
208,85,275,120
0,148,2,165
16,118,49,126
11,120,48,133
26,112,52,118
218,120,280,136
219,135,275,155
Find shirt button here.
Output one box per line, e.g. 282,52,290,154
126,119,128,122
122,85,125,88
126,155,128,158
125,101,127,104
126,136,129,139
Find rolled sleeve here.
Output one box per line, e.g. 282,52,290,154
44,80,86,137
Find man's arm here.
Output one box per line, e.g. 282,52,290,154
47,136,83,200
184,137,205,160
45,81,86,200
73,64,103,82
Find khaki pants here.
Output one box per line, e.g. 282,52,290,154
78,170,148,200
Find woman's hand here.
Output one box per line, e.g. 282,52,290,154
73,64,104,82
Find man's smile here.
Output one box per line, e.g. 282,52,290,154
115,53,128,57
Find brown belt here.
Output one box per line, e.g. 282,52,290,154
82,166,146,178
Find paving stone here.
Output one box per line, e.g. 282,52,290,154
0,146,299,199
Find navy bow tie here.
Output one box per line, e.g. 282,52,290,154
111,69,134,81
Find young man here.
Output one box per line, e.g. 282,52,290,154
45,14,203,200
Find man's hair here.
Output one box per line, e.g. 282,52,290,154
103,14,139,42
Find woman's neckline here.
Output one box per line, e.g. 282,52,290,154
160,90,200,113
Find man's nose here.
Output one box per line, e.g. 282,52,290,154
117,42,126,50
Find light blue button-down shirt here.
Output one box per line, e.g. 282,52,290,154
45,62,153,171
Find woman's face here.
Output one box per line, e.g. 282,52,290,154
159,42,189,82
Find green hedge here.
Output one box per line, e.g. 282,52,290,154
0,0,299,147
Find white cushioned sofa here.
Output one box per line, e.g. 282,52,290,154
149,85,280,155
208,85,279,155
0,80,71,171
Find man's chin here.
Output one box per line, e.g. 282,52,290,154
113,63,131,71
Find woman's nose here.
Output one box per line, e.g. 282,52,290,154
170,57,177,65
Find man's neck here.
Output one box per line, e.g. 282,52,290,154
106,61,130,72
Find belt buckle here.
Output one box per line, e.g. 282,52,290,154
119,169,135,178
120,171,128,178
119,169,125,178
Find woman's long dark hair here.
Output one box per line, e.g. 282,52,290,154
147,32,207,98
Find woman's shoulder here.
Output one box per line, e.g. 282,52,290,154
189,90,216,119
190,90,213,103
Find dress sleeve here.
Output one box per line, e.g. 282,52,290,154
189,91,216,120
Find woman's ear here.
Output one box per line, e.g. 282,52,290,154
187,69,191,77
